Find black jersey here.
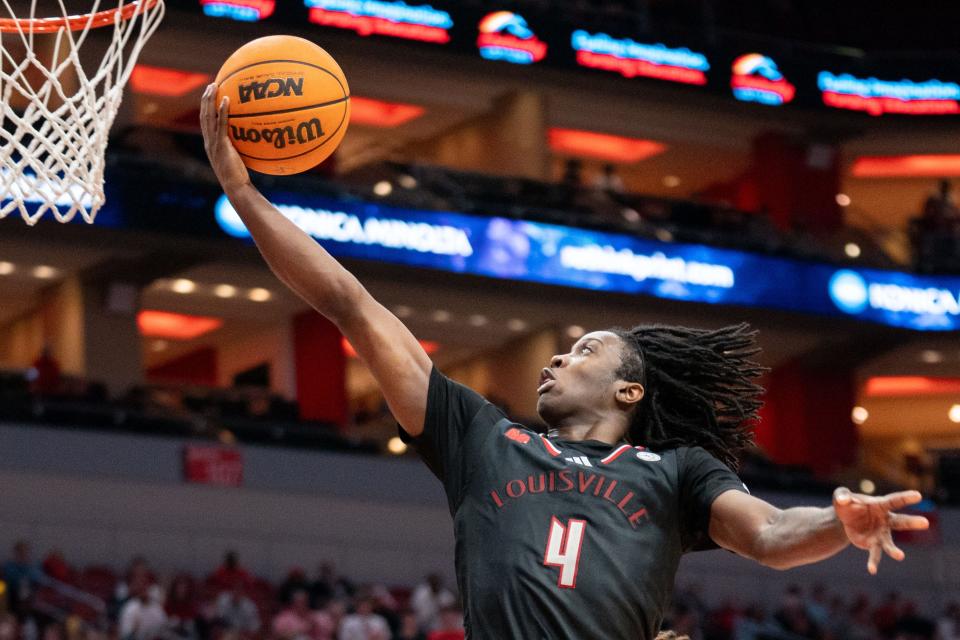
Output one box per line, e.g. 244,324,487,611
404,366,748,640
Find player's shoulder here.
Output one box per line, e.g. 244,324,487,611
644,445,728,475
668,444,724,463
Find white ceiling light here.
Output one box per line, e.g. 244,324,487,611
431,310,451,323
213,284,237,298
844,242,861,258
836,193,851,207
0,261,14,275
566,325,585,338
949,404,960,424
851,406,869,425
387,436,407,455
468,314,488,326
373,180,393,197
248,288,272,302
507,319,527,332
170,278,196,294
32,265,58,280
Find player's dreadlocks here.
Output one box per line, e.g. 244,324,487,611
610,322,765,471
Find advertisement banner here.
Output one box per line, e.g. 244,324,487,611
214,193,960,332
184,445,244,487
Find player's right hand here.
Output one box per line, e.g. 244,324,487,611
200,83,250,192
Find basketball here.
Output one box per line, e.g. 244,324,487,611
215,35,350,175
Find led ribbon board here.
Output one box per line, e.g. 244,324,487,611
200,0,275,21
731,54,795,106
477,11,547,64
818,72,960,116
570,30,709,85
304,0,453,43
213,194,960,332
828,269,960,331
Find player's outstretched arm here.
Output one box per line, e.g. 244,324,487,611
708,487,929,573
200,84,432,436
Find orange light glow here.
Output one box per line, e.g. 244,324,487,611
864,376,960,397
350,96,425,127
342,336,438,358
851,155,960,178
131,64,211,97
138,310,223,340
549,128,667,163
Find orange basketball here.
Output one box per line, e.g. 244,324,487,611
215,35,350,175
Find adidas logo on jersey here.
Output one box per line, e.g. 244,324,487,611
564,456,593,467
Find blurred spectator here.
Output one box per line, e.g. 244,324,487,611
395,611,425,640
668,603,702,640
592,163,625,195
311,564,352,608
2,541,45,619
368,585,399,635
115,557,153,608
271,589,334,640
30,346,61,396
876,591,903,637
409,575,455,633
165,575,200,640
937,602,960,640
847,596,876,640
324,600,348,636
278,569,310,606
0,614,17,640
560,158,583,190
896,601,935,640
210,551,253,593
214,581,260,636
42,621,65,640
118,584,167,640
774,585,819,639
705,598,740,639
425,606,463,640
805,583,829,630
41,549,71,583
922,180,960,224
338,595,390,640
823,595,850,639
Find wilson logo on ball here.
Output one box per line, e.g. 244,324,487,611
230,118,325,149
237,77,305,104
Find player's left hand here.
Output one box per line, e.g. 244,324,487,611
833,487,930,575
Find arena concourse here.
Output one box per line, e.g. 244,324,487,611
1,1,960,639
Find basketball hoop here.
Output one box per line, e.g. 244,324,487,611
0,0,165,225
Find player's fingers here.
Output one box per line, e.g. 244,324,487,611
200,84,210,134
881,534,905,562
877,490,922,511
833,486,853,506
889,513,929,530
218,95,230,139
867,543,881,575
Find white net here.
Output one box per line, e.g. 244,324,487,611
0,0,164,225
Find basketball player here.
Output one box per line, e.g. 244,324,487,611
201,86,930,640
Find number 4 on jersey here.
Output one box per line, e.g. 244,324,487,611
543,516,587,588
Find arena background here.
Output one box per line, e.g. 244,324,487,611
1,1,959,639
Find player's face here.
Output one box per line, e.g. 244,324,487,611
536,331,632,426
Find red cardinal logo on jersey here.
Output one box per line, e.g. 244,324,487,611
504,427,530,444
